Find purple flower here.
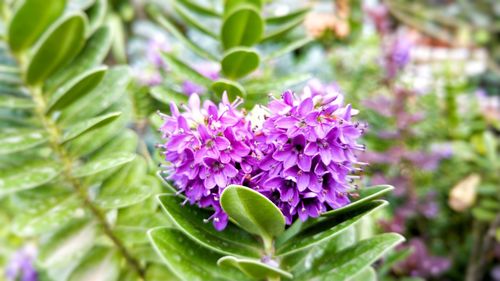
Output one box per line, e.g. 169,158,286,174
5,245,38,281
181,63,220,95
146,37,170,68
383,34,412,79
394,239,451,278
159,81,366,230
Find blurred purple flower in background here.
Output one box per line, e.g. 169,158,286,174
5,245,38,281
158,81,366,229
181,63,220,95
394,238,451,278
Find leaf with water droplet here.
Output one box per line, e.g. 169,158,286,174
293,233,404,280
276,200,388,256
72,152,135,178
0,130,48,155
0,162,61,197
157,194,261,258
61,111,121,143
148,227,250,281
218,256,293,280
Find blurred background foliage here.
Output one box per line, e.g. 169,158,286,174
0,0,498,280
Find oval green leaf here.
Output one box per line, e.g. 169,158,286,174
218,256,293,280
221,47,260,79
61,111,121,143
0,130,48,155
220,185,285,240
72,152,136,178
0,162,61,197
276,200,388,256
157,194,261,258
47,67,107,113
211,79,246,101
321,185,394,218
26,13,87,85
221,6,264,49
8,0,66,53
148,227,249,281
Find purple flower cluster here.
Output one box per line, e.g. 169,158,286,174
158,82,365,230
5,245,38,281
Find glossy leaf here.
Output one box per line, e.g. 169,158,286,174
218,256,293,280
157,194,261,258
72,152,136,178
211,79,246,100
46,26,112,91
38,220,96,267
322,185,394,218
26,13,87,85
220,185,285,240
294,233,405,280
8,0,66,52
0,130,48,155
47,67,107,113
148,227,249,281
87,0,107,35
221,47,260,79
347,267,376,281
61,112,121,143
221,6,264,49
276,200,388,256
68,247,121,281
12,194,82,236
0,162,61,197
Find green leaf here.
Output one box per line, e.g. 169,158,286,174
148,227,249,281
265,37,314,61
26,13,87,85
161,53,212,88
87,0,107,35
45,26,113,91
261,16,304,43
59,66,130,125
95,157,152,209
61,111,121,143
157,194,261,258
47,67,107,113
175,0,220,17
347,267,376,281
68,247,121,281
108,12,127,64
8,0,66,53
89,128,137,159
72,152,136,178
145,264,179,281
211,79,246,101
150,87,189,106
220,185,285,241
218,256,293,280
173,2,217,38
39,219,96,267
276,200,388,256
0,162,61,197
266,7,310,25
12,194,82,236
295,233,405,280
322,185,394,218
0,95,34,109
244,73,311,94
148,6,217,61
221,47,260,79
221,6,264,50
0,130,48,155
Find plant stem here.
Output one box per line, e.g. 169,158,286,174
30,86,146,279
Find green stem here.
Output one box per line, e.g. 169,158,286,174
29,86,146,279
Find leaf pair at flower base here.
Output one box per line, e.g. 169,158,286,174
149,184,404,280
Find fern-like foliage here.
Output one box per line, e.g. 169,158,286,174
0,0,172,280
